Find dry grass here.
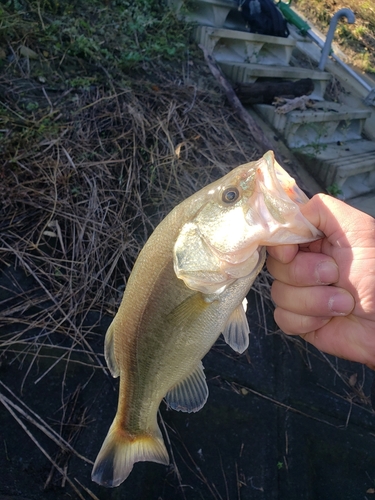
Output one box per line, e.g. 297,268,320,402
0,70,263,496
1,73,262,362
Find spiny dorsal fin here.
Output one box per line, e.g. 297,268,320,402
222,298,250,354
165,362,208,413
104,320,120,378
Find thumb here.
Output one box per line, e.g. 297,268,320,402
301,193,367,243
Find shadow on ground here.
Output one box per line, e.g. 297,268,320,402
1,264,375,500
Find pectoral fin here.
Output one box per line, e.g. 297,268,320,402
165,362,208,413
104,321,120,378
222,299,250,354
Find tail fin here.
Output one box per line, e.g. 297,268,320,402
91,420,169,487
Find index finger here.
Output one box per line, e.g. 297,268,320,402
266,244,299,264
267,251,339,286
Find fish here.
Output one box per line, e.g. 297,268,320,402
91,150,322,487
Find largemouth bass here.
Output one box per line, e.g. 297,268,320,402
92,151,322,487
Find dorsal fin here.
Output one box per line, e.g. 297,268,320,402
104,321,120,378
165,362,208,413
222,298,250,354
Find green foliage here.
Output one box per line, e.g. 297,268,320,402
326,183,343,197
0,0,196,156
337,24,356,44
0,0,192,75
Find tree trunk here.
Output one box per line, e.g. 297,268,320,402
235,78,314,104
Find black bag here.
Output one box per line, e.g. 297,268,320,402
237,0,290,38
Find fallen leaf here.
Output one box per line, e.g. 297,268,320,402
19,45,38,60
349,373,358,387
43,230,57,238
174,142,186,158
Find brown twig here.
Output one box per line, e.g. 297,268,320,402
199,44,278,158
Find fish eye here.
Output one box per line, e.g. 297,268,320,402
222,187,240,204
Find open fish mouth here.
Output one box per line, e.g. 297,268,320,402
174,151,322,294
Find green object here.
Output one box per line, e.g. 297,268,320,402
326,183,343,197
277,1,311,35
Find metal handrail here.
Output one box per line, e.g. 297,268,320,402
278,2,373,96
318,8,355,71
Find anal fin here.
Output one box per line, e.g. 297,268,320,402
165,362,208,413
222,298,250,354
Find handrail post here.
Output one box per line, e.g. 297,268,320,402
318,8,355,71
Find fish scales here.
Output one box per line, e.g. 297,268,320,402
111,203,251,425
92,151,322,487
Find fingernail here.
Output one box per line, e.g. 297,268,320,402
316,261,339,284
328,292,354,315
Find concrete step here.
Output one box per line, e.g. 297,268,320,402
293,139,375,199
254,102,371,148
348,191,375,217
168,0,247,29
195,26,296,65
219,62,331,100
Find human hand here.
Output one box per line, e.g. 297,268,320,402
266,193,375,369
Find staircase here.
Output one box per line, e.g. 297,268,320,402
169,0,375,215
